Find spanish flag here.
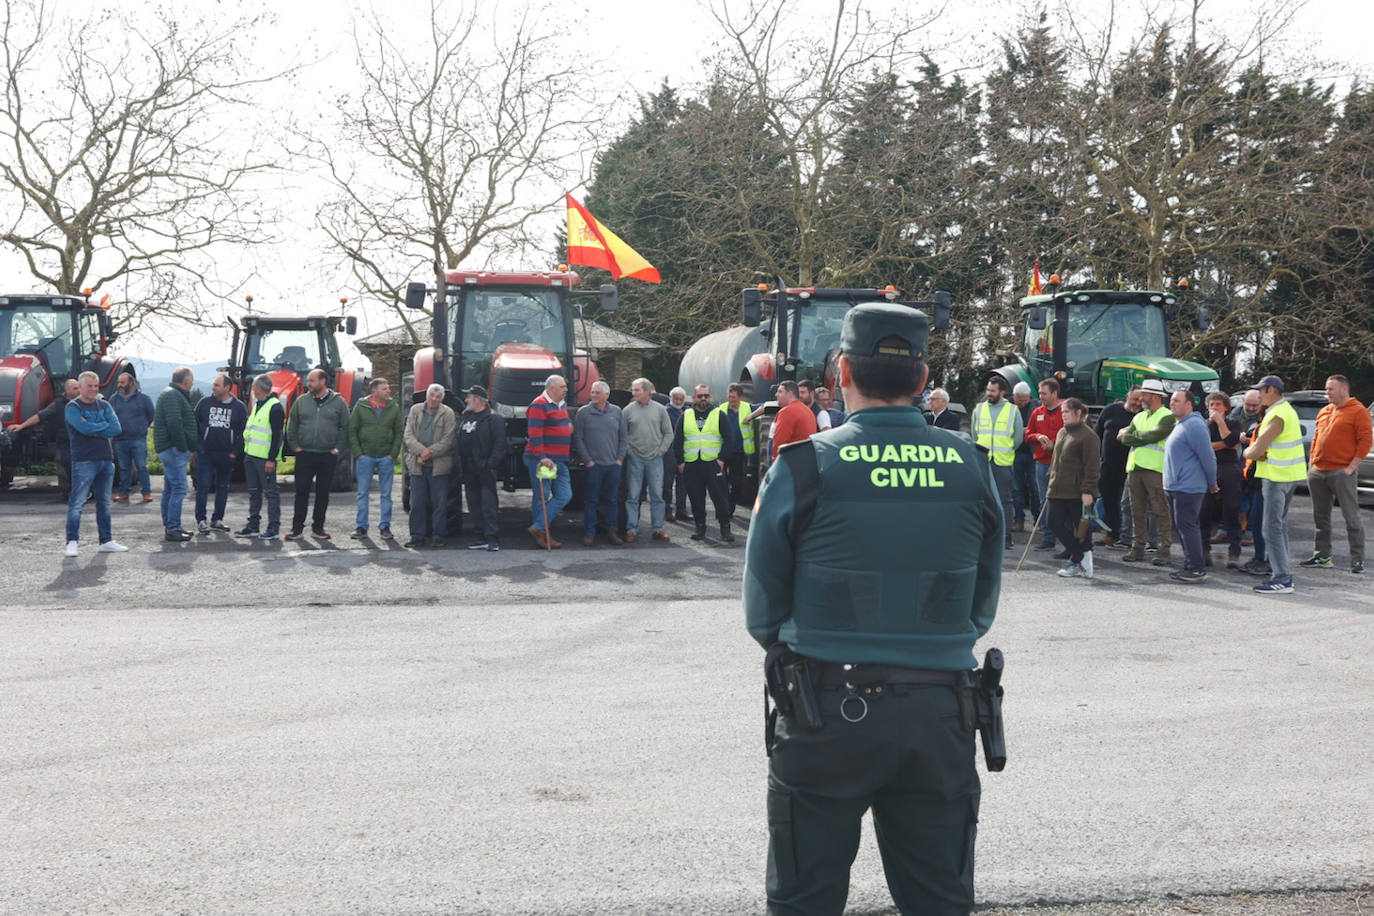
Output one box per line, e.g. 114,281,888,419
566,194,661,284
1028,260,1043,296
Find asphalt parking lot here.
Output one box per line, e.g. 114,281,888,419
2,477,1371,914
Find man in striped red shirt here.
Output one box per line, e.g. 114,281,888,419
524,375,573,548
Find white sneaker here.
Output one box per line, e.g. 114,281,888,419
1056,562,1081,578
98,540,129,552
64,540,79,557
1080,551,1094,579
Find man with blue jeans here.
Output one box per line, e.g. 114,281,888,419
63,371,128,556
525,375,573,549
110,372,155,503
1162,390,1218,582
194,373,247,533
154,367,198,542
574,380,628,547
623,378,674,543
1244,375,1307,593
348,378,404,540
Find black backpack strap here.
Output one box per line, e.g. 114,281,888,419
782,439,820,543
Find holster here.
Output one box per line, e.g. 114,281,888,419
763,644,823,757
967,648,1007,772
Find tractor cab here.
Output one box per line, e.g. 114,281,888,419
1,292,130,480
993,289,1219,409
226,311,361,413
734,284,951,398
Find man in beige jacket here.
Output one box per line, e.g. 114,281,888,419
403,384,456,548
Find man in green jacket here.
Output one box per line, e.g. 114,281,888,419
285,368,351,540
154,367,199,541
348,377,404,540
744,303,1003,916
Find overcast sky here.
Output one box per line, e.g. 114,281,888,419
3,0,1371,370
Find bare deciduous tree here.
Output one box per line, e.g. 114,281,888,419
317,0,604,343
708,0,942,287
0,0,281,333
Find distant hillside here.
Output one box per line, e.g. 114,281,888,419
128,358,225,393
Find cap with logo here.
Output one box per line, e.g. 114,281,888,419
841,303,929,359
463,385,490,400
1249,375,1284,392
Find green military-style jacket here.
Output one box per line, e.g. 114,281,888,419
743,405,1003,671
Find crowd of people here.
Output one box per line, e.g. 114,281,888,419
39,361,1374,584
971,373,1372,592
48,367,850,556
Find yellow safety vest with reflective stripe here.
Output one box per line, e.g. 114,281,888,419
717,404,755,455
1126,406,1169,473
682,408,723,462
1256,400,1307,482
970,400,1016,467
243,396,281,460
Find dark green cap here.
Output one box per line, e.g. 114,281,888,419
840,302,928,359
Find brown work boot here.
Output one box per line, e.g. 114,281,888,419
582,534,596,547
113,494,129,503
142,492,153,502
528,525,548,549
652,531,671,542
607,531,623,546
1152,550,1172,567
624,532,637,543
1122,549,1147,562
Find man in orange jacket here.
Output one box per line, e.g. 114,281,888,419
1301,374,1372,574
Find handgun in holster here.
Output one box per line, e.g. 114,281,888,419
971,648,1006,772
763,643,824,757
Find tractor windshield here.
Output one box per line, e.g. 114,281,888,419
454,287,569,389
1065,301,1168,368
778,298,848,380
0,303,75,377
245,327,332,373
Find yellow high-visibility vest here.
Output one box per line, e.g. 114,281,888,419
682,408,723,462
243,396,281,460
1256,400,1307,482
717,404,755,455
1126,406,1169,473
971,400,1016,467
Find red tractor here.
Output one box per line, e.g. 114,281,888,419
0,291,133,487
223,299,368,489
401,267,618,525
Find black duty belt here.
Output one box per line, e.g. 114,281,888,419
808,660,966,690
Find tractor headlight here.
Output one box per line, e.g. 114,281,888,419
1162,379,1192,392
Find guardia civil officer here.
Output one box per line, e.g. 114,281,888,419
744,303,1004,916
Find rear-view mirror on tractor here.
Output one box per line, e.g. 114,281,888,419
404,282,427,310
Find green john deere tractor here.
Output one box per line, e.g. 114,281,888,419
987,288,1219,411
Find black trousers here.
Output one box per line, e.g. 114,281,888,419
1098,465,1127,539
1047,498,1092,563
767,682,979,916
723,453,746,515
463,467,500,541
291,451,336,532
1202,462,1243,556
683,459,730,532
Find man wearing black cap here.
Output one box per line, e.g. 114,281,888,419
744,302,1003,915
457,385,507,551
